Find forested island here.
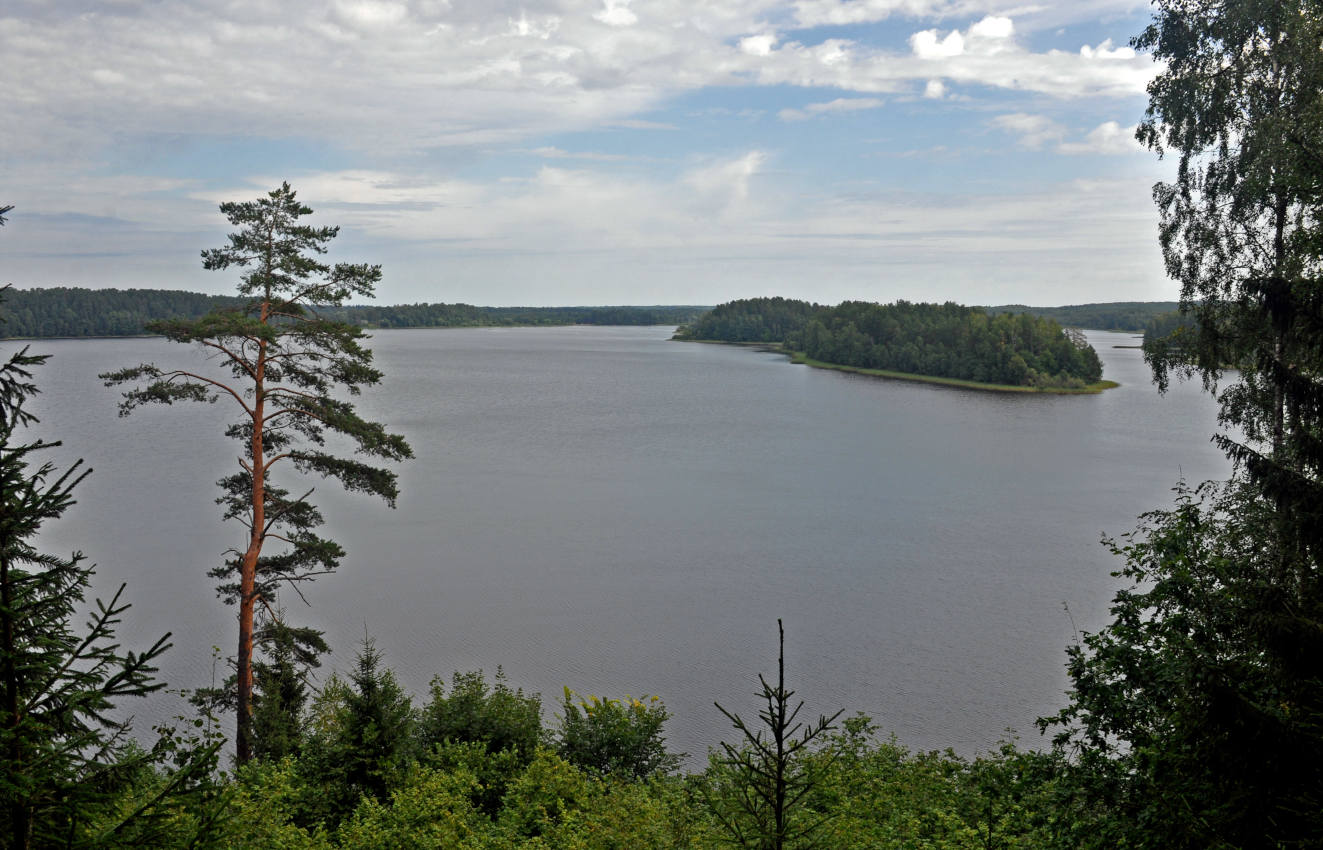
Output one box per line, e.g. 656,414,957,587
0,287,707,338
675,297,1110,392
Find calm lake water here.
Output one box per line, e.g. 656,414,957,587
24,326,1229,761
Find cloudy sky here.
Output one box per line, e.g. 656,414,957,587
3,0,1172,307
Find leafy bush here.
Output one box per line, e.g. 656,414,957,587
495,750,596,841
555,689,681,780
336,766,485,850
418,669,543,763
797,715,1061,850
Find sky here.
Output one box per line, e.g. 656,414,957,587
2,0,1175,307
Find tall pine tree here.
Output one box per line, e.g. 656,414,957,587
102,183,412,762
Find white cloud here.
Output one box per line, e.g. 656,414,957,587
4,0,1168,305
992,115,1146,155
779,96,885,121
194,171,487,216
527,146,633,161
741,30,1146,100
3,147,1171,305
168,166,1164,306
683,151,768,211
911,15,1013,59
968,15,1013,39
1079,38,1136,60
593,0,638,27
794,0,957,27
189,153,774,250
332,1,409,29
911,28,965,59
740,32,779,56
608,119,680,130
792,0,1146,31
1058,120,1143,155
4,1,1155,174
991,112,1063,149
90,68,127,86
508,11,560,38
869,13,1151,98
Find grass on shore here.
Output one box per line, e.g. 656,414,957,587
790,352,1119,394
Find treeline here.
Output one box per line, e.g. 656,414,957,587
677,297,1104,389
0,287,246,337
987,301,1180,332
0,287,708,337
331,303,709,329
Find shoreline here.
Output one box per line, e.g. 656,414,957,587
675,338,1120,394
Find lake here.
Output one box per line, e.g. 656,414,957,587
23,326,1229,762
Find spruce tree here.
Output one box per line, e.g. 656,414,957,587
1,332,218,848
189,613,330,762
707,620,842,850
102,183,413,762
300,638,414,823
250,618,329,763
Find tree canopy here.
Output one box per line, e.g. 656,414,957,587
1045,3,1323,846
988,301,1180,332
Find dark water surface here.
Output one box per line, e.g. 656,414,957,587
26,327,1229,761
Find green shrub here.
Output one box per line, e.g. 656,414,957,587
496,750,596,840
418,669,543,763
336,766,486,850
555,689,681,780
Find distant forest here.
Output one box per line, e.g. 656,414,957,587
0,287,708,338
0,287,1180,342
987,301,1180,332
675,297,1105,389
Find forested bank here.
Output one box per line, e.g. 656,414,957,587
675,297,1106,390
988,301,1179,332
0,285,1181,343
0,287,708,337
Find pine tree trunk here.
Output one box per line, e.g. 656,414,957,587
236,317,269,764
236,550,257,763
